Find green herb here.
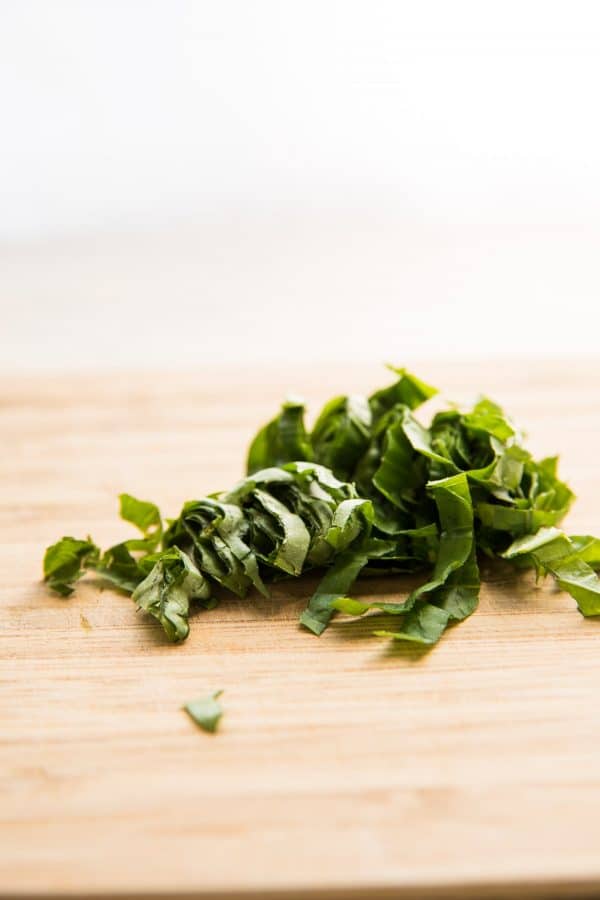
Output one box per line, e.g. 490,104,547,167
247,398,312,474
184,691,224,733
93,542,146,593
132,547,211,642
502,527,600,616
44,466,374,643
247,366,600,643
43,537,99,596
375,602,451,645
43,365,600,655
92,493,164,590
118,493,162,547
330,473,478,643
300,548,371,635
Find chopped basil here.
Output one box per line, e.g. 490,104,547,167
43,366,600,659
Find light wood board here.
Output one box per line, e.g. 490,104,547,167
2,360,600,900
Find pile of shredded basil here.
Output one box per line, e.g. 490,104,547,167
44,366,600,647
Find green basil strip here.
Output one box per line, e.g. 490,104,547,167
300,549,371,635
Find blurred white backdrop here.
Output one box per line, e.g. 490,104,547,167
2,0,599,370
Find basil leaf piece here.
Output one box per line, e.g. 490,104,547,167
331,473,477,632
93,542,146,592
117,492,162,551
502,527,600,616
461,398,516,443
43,536,100,596
433,543,480,621
325,498,374,552
90,494,164,591
164,498,266,597
184,691,223,733
402,412,459,472
569,536,600,569
372,409,429,511
300,549,370,635
252,489,311,576
246,398,312,474
311,394,372,481
374,602,451,645
132,547,211,642
368,366,438,421
477,502,571,536
222,463,368,583
119,493,162,539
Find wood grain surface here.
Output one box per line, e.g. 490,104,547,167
2,360,600,900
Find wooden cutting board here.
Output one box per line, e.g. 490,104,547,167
3,360,600,900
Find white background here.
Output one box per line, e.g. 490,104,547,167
2,1,600,371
